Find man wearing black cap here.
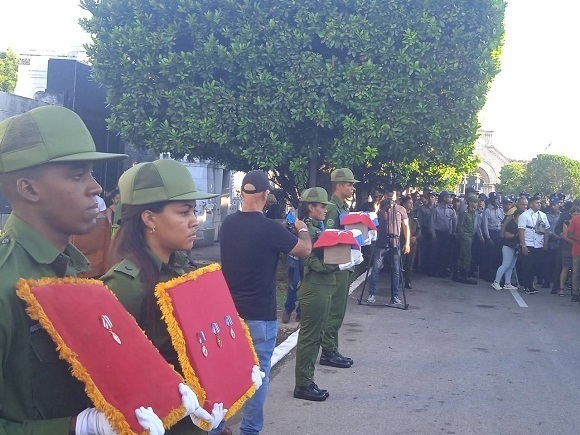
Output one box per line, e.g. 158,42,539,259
429,191,457,277
481,192,505,282
219,170,312,434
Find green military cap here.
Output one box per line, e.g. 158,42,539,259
0,105,126,173
466,195,478,203
330,168,359,183
119,159,219,205
301,187,333,205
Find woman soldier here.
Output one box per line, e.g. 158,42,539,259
293,187,337,402
101,159,226,434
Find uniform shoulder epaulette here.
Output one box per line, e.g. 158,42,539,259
112,258,140,279
0,234,15,268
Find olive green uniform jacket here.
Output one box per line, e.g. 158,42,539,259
101,250,205,435
0,214,91,434
295,219,338,386
322,194,351,352
456,208,475,271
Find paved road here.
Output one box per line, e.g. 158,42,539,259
233,272,580,435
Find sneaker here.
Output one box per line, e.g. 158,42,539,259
391,296,402,304
367,294,376,303
571,295,579,303
528,287,539,294
491,281,502,291
503,284,517,290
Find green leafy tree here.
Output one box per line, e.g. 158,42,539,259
497,161,527,196
525,154,580,197
0,48,18,93
81,0,504,204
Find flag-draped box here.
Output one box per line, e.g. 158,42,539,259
155,264,259,427
16,277,185,435
313,229,362,264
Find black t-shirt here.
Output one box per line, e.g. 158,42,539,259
502,219,518,248
220,211,298,321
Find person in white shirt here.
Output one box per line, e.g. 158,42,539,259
518,195,550,294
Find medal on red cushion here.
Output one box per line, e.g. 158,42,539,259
225,315,236,339
212,322,223,348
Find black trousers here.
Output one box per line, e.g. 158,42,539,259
519,247,543,288
432,230,451,276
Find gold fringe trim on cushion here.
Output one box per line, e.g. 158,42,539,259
155,263,222,431
16,277,186,434
155,263,260,426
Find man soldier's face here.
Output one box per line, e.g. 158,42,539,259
336,182,355,199
27,162,103,236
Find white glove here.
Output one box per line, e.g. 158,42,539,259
339,261,354,271
135,407,165,435
179,383,212,421
352,250,364,265
191,403,227,430
368,229,378,242
252,365,265,390
76,407,165,435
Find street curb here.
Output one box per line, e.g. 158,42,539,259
270,273,365,367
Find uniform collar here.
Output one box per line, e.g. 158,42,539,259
4,214,89,273
330,194,348,210
145,247,189,272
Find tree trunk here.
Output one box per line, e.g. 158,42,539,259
308,152,318,188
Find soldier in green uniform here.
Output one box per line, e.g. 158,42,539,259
320,168,358,368
454,195,478,285
101,159,229,433
293,187,336,402
0,106,143,434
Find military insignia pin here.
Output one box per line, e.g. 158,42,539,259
211,322,223,348
101,314,122,345
225,315,236,339
197,331,208,357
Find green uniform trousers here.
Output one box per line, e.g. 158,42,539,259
321,269,351,352
295,281,333,386
457,236,473,271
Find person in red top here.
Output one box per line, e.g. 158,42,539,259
565,207,580,303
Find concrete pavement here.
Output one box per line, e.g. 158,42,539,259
233,271,580,435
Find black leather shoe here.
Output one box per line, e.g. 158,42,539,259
334,351,354,365
312,382,330,398
293,384,327,401
319,351,351,368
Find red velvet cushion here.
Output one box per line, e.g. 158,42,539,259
21,280,183,434
157,267,258,416
340,212,378,230
313,229,359,249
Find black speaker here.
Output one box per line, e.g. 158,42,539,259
0,192,11,214
46,59,124,193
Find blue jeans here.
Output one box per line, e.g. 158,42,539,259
495,245,518,284
285,256,301,316
210,320,278,435
369,247,401,300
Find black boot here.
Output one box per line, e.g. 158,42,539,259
293,384,327,401
320,350,351,368
312,382,330,398
460,269,477,285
